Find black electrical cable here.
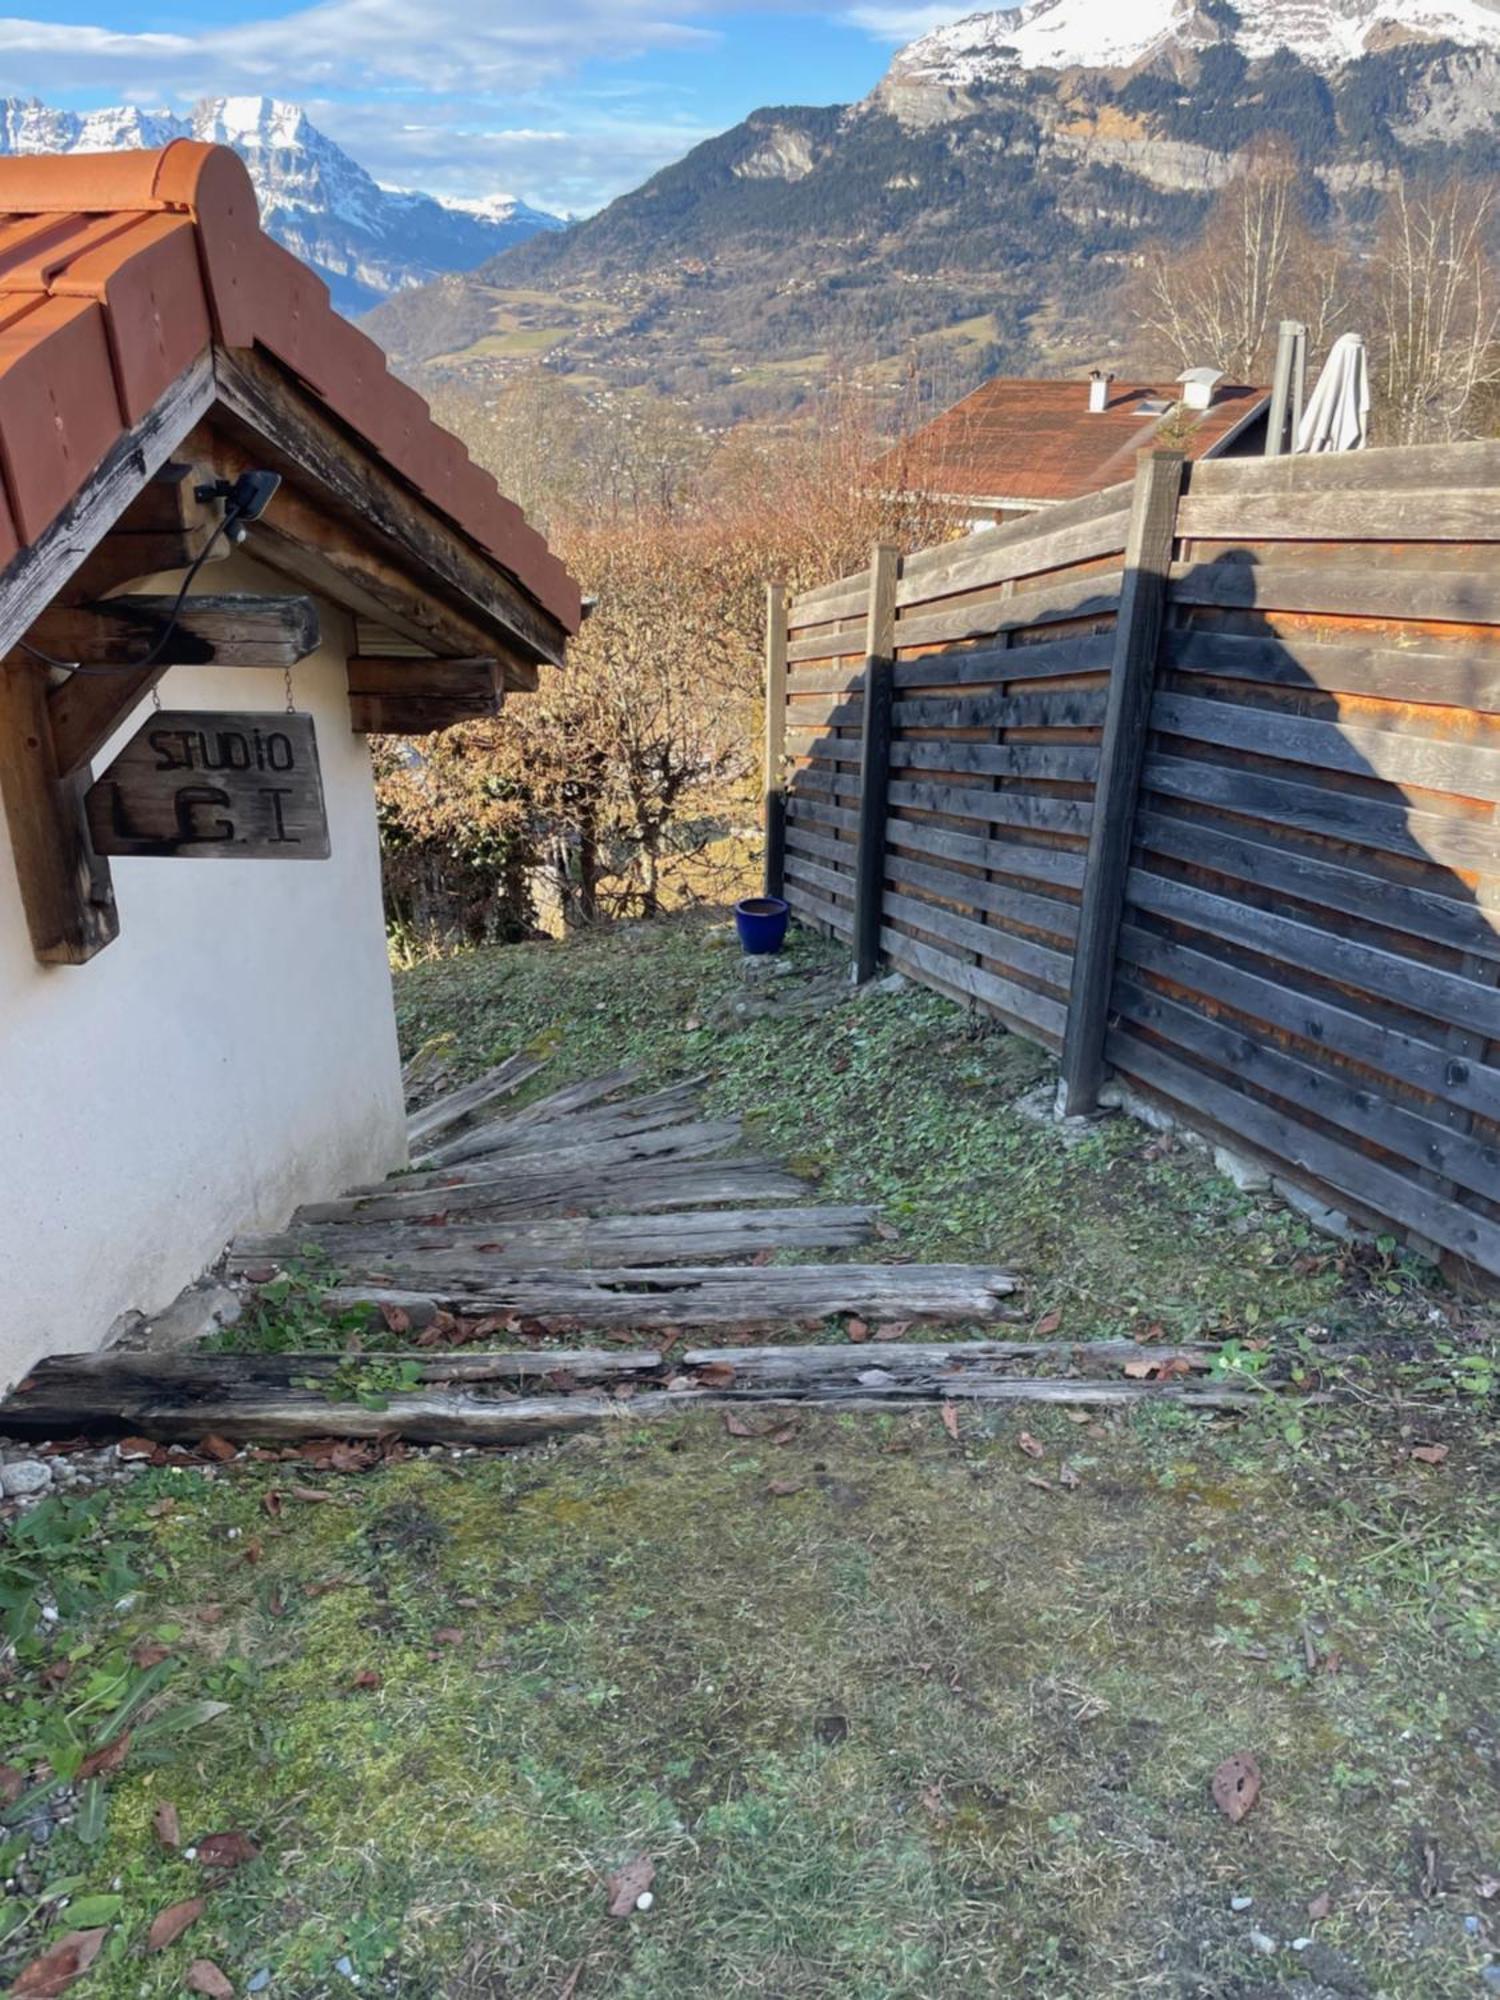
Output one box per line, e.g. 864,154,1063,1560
18,498,243,678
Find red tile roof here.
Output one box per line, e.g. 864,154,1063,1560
875,377,1269,508
0,142,580,634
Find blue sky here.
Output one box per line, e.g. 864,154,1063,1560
4,1,961,214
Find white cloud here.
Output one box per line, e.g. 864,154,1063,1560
843,2,977,37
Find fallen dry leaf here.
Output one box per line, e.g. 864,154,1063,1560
1024,1474,1053,1493
289,1485,337,1504
186,1962,234,1999
196,1830,259,1870
195,1605,224,1628
117,1437,158,1461
1064,1408,1093,1427
1123,1358,1156,1381
1154,1356,1195,1382
1016,1432,1045,1460
1410,1443,1449,1465
1035,1308,1063,1337
721,1411,756,1437
77,1732,131,1782
845,1318,870,1343
1135,1320,1167,1343
941,1403,960,1441
696,1361,736,1389
153,1802,181,1848
197,1435,237,1463
874,1220,900,1242
750,1248,776,1267
1211,1751,1263,1824
352,1669,382,1691
261,1490,283,1518
1058,1462,1081,1491
873,1321,912,1342
0,1763,25,1805
146,1897,205,1951
605,1855,655,1918
242,1538,264,1566
766,1421,799,1446
433,1627,464,1647
765,1478,800,1497
379,1303,412,1335
10,1931,107,1996
1307,1889,1331,1922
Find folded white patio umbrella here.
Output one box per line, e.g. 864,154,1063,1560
1296,331,1370,454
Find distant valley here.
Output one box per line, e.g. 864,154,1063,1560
365,0,1500,422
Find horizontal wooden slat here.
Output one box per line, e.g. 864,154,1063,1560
888,781,1093,836
1177,488,1500,544
785,825,855,868
786,853,855,901
893,740,1101,784
893,574,1121,653
895,690,1106,732
893,632,1114,690
1162,628,1500,712
1134,810,1500,965
788,631,868,664
901,481,1131,586
882,890,1071,987
885,817,1088,890
1142,753,1500,874
880,928,1066,1044
1119,921,1500,1127
785,797,859,834
1126,867,1500,1040
1170,563,1500,627
1114,979,1500,1204
895,508,1130,607
785,879,852,936
784,666,867,696
792,568,869,613
789,586,867,629
1152,690,1500,804
1186,436,1500,498
1107,1030,1500,1272
886,854,1081,940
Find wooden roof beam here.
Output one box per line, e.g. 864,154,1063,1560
346,654,505,736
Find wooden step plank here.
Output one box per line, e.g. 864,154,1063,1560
0,1366,1255,1448
229,1207,879,1279
417,1087,699,1171
296,1160,807,1228
320,1262,1020,1330
351,1121,747,1197
405,1052,545,1150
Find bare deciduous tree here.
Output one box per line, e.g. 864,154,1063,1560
1136,139,1352,380
1366,177,1500,444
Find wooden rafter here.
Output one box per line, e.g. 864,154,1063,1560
345,654,505,735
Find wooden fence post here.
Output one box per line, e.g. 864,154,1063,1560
763,581,788,899
1060,450,1184,1115
853,543,899,983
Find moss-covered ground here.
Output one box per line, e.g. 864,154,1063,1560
2,913,1496,1997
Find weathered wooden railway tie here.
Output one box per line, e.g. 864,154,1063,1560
1,1060,1302,1444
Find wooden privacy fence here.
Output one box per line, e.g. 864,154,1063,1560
765,441,1500,1282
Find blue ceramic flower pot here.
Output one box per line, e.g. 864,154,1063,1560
735,895,790,955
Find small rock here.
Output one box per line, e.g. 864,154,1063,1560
334,1956,355,1978
1291,1936,1312,1951
247,1975,271,1994
0,1460,52,1498
1230,1895,1254,1912
1247,1931,1278,1956
1213,1145,1272,1194
635,1891,654,1912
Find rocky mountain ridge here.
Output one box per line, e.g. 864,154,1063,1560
0,96,564,315
356,0,1500,419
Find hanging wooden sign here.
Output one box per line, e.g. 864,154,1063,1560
85,711,330,859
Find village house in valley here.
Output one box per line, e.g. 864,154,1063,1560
875,372,1270,525
0,141,580,1383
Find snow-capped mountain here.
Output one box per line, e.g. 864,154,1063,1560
887,0,1500,93
0,96,565,315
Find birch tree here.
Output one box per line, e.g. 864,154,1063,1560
1367,178,1500,444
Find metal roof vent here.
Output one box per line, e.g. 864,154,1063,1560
1178,367,1224,411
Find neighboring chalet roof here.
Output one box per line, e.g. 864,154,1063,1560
875,377,1270,509
0,142,581,662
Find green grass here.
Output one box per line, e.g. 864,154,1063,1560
1,911,1495,1996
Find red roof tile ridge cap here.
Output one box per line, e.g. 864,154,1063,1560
0,141,258,222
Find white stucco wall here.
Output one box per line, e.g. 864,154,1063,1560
0,556,407,1385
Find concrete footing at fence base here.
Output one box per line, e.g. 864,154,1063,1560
1092,1079,1365,1249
